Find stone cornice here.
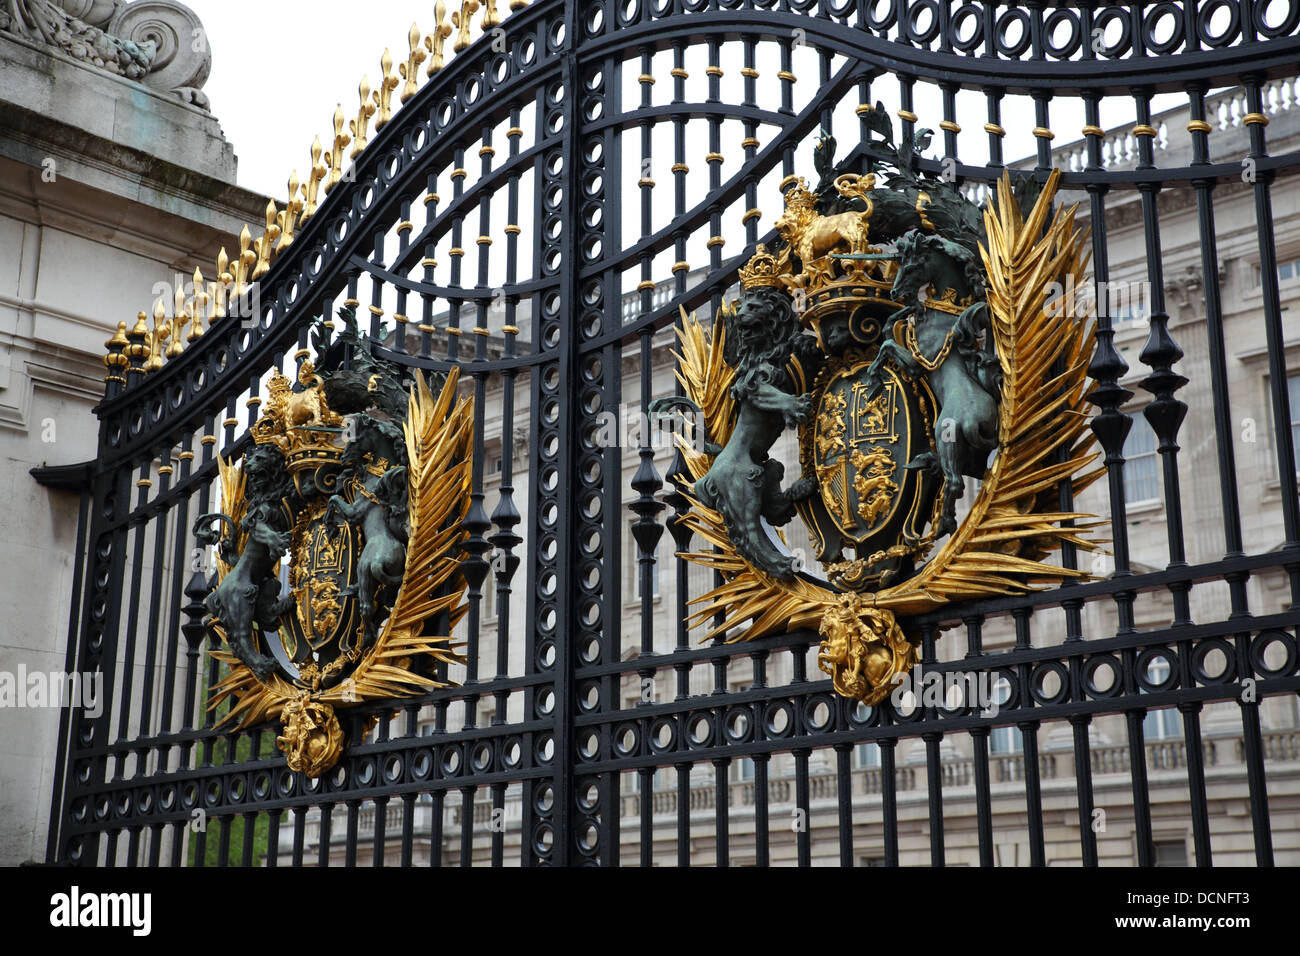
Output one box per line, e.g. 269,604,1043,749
0,108,268,239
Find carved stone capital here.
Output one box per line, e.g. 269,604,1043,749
0,0,212,108
106,0,211,105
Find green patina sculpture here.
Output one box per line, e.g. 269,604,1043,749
194,444,298,681
687,284,824,581
324,413,410,651
864,230,1001,535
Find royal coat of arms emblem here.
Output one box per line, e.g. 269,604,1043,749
668,114,1103,706
193,307,473,776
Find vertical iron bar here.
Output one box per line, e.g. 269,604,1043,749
1179,703,1212,866
1020,721,1045,867
880,736,899,866
835,743,852,867
1124,707,1153,866
1071,716,1098,866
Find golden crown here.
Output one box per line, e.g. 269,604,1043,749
739,243,793,290
250,370,346,471
782,179,818,212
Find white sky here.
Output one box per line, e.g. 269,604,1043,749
188,1,1186,203
191,1,442,199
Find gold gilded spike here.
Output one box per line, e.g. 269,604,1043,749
350,76,376,161
509,0,528,9
374,49,400,131
453,0,479,53
190,268,208,342
303,137,327,221
103,322,130,383
426,1,454,76
325,106,351,194
215,247,233,320
233,225,255,299
145,299,170,373
277,171,304,252
207,275,223,326
482,0,500,29
167,283,189,359
252,201,281,281
400,23,427,103
125,309,150,378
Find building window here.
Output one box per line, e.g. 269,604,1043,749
1123,413,1160,505
855,742,881,769
1141,658,1182,740
1111,299,1148,326
1252,257,1300,288
990,726,1022,754
1153,839,1188,867
1144,707,1181,740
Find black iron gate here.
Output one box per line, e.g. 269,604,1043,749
43,0,1300,866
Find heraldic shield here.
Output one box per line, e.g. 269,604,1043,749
801,361,939,589
285,502,360,671
669,117,1104,708
192,307,473,777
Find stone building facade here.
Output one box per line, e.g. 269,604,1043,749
0,0,266,864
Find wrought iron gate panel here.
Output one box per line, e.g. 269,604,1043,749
45,0,1300,867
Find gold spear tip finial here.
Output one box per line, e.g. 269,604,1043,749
104,321,130,372
106,321,129,349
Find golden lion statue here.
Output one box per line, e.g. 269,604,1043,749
776,174,876,267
